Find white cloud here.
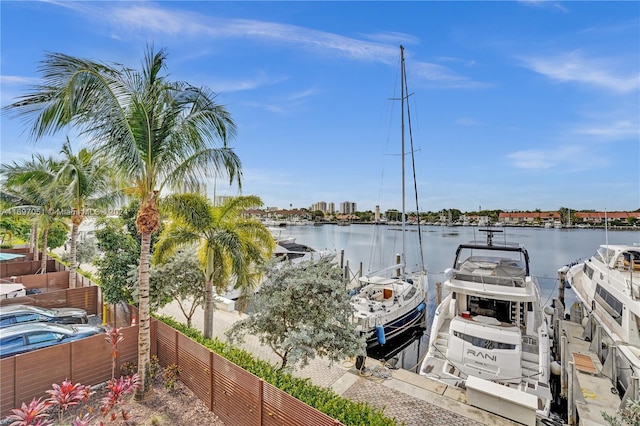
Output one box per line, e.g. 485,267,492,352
573,120,639,141
52,2,482,88
412,62,489,89
507,145,608,171
360,31,420,46
0,75,40,85
520,50,640,94
518,1,569,13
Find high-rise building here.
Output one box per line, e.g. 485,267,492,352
340,201,357,214
311,201,328,213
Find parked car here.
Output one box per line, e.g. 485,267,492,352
0,282,26,299
0,322,104,358
0,304,89,328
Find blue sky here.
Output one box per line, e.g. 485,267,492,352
1,1,638,213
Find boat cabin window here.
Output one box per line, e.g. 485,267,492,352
452,331,516,350
583,263,594,279
595,284,623,325
595,247,615,265
403,287,416,301
466,296,512,324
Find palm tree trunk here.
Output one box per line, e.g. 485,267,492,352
69,222,79,288
31,222,39,262
204,279,213,338
135,231,152,401
40,227,48,273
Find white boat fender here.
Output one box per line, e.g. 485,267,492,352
544,305,555,316
550,360,562,376
581,316,589,328
376,324,386,345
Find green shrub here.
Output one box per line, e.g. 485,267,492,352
156,315,400,426
162,364,181,391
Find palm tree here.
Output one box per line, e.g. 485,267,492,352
153,194,274,338
1,154,68,273
4,47,241,399
57,138,120,288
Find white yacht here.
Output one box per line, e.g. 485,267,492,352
563,244,640,397
420,229,552,420
219,237,336,301
273,239,336,265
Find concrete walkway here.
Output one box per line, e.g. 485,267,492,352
157,301,518,426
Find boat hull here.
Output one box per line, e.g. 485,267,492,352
361,302,426,351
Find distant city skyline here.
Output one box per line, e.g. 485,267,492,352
1,2,638,213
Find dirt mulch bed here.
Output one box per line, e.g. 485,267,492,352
5,378,224,426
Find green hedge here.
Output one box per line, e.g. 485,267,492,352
156,315,401,426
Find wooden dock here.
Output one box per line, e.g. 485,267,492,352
561,318,622,425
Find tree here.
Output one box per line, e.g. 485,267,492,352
0,203,30,247
75,238,97,267
94,217,139,305
226,258,366,370
45,221,69,250
1,154,68,272
385,209,402,222
5,46,242,399
57,138,119,288
150,250,206,327
153,194,274,338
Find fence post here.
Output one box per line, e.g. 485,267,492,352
258,379,263,425
210,351,215,413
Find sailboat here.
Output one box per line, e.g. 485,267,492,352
350,46,428,352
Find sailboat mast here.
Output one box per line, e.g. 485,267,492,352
400,45,406,266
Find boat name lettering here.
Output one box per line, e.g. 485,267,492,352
466,349,497,362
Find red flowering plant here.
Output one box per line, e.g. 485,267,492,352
5,397,52,426
46,379,94,424
104,326,124,379
99,373,141,424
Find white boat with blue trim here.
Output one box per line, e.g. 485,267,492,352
350,45,427,352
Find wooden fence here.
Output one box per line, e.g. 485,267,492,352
155,320,342,426
1,320,341,425
0,254,342,425
0,260,56,279
0,324,140,417
0,285,100,316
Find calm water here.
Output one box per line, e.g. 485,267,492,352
277,224,640,370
